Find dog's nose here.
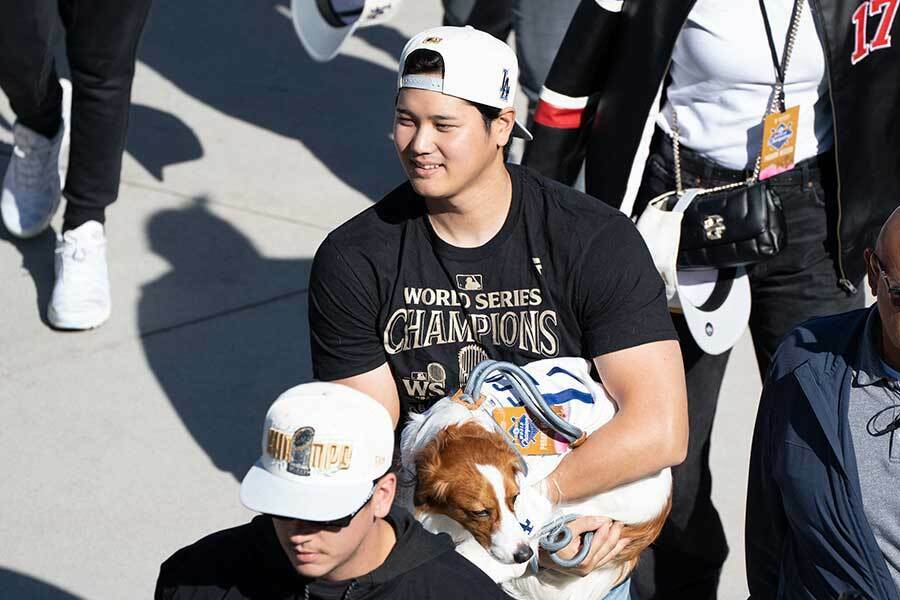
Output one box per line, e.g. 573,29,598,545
513,544,533,564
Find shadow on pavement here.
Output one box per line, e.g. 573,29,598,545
0,568,83,600
139,200,313,479
126,104,204,181
137,0,407,201
1,101,202,328
0,144,58,328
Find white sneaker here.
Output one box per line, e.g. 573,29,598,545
48,221,111,330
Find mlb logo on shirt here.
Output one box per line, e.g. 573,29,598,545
456,274,483,291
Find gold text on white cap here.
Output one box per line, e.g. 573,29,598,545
267,426,354,476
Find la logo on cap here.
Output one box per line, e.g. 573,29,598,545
500,68,511,102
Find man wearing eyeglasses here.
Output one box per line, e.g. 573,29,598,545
155,382,512,600
746,208,900,599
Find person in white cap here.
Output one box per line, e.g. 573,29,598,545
442,0,582,129
155,382,513,599
307,26,688,594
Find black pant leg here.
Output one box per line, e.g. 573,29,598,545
630,137,731,599
0,0,63,138
465,0,514,41
60,0,153,231
747,159,865,375
631,315,730,600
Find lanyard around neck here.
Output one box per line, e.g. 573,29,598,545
758,0,805,112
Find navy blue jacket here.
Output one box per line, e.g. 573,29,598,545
746,308,900,600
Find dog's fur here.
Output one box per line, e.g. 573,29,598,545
400,358,672,600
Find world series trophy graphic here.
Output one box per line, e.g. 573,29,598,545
457,344,489,387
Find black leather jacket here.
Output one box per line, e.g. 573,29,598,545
524,0,900,289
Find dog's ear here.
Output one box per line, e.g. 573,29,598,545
400,398,475,474
418,479,452,506
413,448,451,507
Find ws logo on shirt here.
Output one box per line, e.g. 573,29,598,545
401,362,447,401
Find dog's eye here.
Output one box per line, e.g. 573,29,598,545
469,509,492,519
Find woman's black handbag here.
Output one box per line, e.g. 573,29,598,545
656,0,804,270
665,182,786,269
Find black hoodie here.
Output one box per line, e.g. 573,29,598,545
155,507,512,600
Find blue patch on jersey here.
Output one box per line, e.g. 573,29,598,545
539,388,594,406
486,368,594,406
546,365,585,384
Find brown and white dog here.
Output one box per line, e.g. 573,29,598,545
400,357,671,600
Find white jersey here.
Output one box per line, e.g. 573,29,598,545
474,356,615,485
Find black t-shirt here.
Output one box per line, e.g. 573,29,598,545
309,164,675,415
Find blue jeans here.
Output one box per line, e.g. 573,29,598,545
605,578,631,600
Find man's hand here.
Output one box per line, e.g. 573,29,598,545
538,516,632,577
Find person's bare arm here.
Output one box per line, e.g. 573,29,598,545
549,339,688,502
537,339,686,575
332,362,401,427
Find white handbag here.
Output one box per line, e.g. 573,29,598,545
635,189,701,301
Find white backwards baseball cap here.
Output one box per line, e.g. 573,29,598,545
240,382,394,521
671,267,751,355
398,26,533,140
291,0,403,62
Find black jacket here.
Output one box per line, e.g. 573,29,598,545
746,308,900,599
155,508,512,600
524,0,900,289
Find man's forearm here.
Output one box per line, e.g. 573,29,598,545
549,397,686,502
545,340,688,502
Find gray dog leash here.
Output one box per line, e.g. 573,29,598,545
455,360,595,569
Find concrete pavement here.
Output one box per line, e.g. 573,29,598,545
0,2,763,597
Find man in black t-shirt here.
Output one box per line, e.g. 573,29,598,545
308,25,687,582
